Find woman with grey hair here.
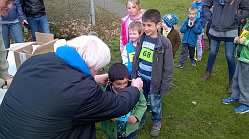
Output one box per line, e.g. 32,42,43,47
0,35,143,139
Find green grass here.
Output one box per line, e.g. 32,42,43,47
97,0,249,138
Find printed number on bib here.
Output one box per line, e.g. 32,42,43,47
139,47,154,63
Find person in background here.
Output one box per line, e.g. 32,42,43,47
0,0,24,52
0,35,143,139
176,7,202,69
122,21,143,75
0,0,13,88
15,0,50,41
120,0,144,53
161,13,181,58
192,0,205,61
223,19,249,114
202,0,249,94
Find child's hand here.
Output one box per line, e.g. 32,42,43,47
127,115,137,124
188,19,195,28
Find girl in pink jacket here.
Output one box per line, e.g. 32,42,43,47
120,0,144,53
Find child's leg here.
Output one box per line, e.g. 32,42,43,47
149,93,161,136
149,93,161,123
234,62,249,105
178,44,189,65
139,79,150,128
197,47,203,61
230,62,240,99
187,45,195,63
1,24,10,49
10,23,24,44
197,34,204,61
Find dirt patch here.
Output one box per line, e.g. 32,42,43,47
44,0,119,42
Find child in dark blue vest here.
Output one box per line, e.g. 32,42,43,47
122,21,143,75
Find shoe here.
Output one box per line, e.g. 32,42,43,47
191,61,197,67
222,97,239,104
234,104,249,114
176,64,184,69
197,57,202,61
150,122,161,137
201,71,211,81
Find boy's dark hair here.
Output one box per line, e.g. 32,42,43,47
129,21,143,35
142,9,161,23
108,63,129,82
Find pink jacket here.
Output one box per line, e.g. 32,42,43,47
120,11,143,53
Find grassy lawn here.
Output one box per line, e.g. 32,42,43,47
96,0,249,138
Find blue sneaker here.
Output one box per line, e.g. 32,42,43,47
191,60,196,67
234,104,249,114
222,97,239,104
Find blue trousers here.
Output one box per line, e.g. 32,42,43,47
27,15,50,41
2,22,24,49
142,79,162,123
206,39,236,81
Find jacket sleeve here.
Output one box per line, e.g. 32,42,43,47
15,0,26,22
175,30,181,49
192,20,203,34
74,80,140,125
160,37,174,94
130,92,147,121
131,39,143,79
203,0,213,23
180,19,189,33
121,45,128,66
239,0,249,20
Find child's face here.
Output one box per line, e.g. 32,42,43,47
143,21,159,38
188,10,197,21
127,2,140,17
112,78,129,92
128,29,140,44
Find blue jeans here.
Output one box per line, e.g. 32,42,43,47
2,22,24,49
206,39,236,81
142,79,162,123
27,15,50,41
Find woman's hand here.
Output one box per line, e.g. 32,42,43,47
94,74,108,85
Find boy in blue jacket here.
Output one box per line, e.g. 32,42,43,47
176,7,202,68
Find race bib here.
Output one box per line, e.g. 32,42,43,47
139,47,154,63
128,52,135,62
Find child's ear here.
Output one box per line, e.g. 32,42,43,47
157,22,162,29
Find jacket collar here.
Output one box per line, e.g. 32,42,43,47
55,46,91,76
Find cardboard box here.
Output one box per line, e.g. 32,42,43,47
9,32,58,69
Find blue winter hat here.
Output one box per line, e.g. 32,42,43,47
162,14,179,28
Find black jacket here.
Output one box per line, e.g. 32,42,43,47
0,53,140,139
16,0,46,18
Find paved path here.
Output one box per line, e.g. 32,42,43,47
95,0,126,17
